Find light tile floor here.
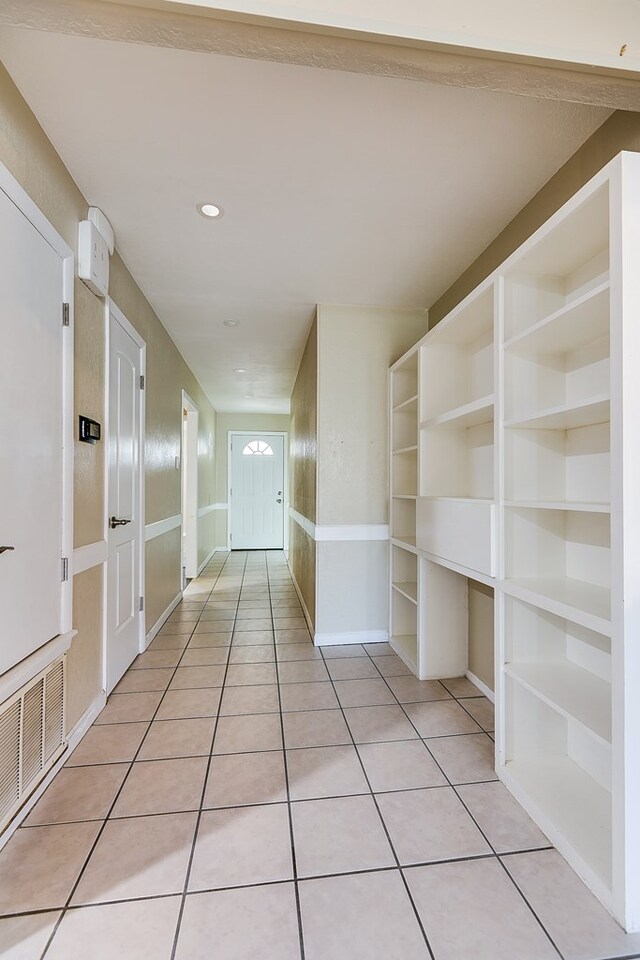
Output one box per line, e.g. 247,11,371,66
1,551,640,959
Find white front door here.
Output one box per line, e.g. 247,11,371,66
0,187,65,675
106,310,142,692
230,434,285,549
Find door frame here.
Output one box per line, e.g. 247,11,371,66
227,431,288,552
0,162,74,645
181,390,199,582
103,299,146,689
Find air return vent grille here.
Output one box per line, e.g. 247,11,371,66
0,656,66,835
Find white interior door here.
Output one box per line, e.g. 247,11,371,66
230,434,285,549
181,394,198,581
107,310,142,692
0,188,66,676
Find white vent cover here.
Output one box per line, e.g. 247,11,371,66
0,656,66,835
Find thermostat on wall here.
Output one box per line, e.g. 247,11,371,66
79,415,101,444
78,219,109,298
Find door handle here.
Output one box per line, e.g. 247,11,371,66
110,517,132,529
276,499,282,504
0,546,15,554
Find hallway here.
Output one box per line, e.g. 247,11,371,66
0,552,638,960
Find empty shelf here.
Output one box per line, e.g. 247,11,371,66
504,282,610,356
505,577,611,636
505,661,611,743
503,757,611,887
421,394,495,430
505,396,609,431
392,581,418,604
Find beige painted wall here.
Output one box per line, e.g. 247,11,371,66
289,306,427,639
289,316,317,623
430,110,640,326
0,63,218,732
314,305,427,640
317,305,427,525
213,411,291,547
468,582,494,693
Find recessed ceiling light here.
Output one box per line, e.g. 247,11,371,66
234,367,247,374
243,394,252,399
197,202,223,219
223,319,239,327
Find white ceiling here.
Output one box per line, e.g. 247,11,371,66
0,27,610,412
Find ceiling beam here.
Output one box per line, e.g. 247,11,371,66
2,0,640,111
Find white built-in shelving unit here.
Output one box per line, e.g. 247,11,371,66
389,348,420,673
388,152,640,933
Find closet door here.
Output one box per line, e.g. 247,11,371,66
0,186,65,675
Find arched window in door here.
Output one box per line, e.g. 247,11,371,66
242,439,274,456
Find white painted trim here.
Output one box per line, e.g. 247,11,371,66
466,669,495,704
0,689,106,852
198,502,227,516
181,390,199,581
215,545,230,553
314,629,389,647
0,166,73,258
289,508,315,540
73,540,108,575
316,524,389,542
286,556,315,635
145,590,183,647
288,508,388,542
228,431,288,551
145,514,182,542
197,546,217,576
61,253,74,636
0,631,75,706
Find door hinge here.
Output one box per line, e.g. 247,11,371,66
139,374,145,390
62,302,70,327
61,557,69,582
139,596,144,612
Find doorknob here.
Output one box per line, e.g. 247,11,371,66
110,517,132,529
0,546,15,554
276,499,282,504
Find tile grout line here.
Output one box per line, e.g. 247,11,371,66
23,777,549,829
15,556,621,960
267,550,307,960
168,550,248,960
358,646,566,960
3,851,529,923
37,556,229,960
316,646,437,960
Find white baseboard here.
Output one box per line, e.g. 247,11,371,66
466,669,495,703
285,558,315,635
0,689,107,851
145,591,183,648
314,629,389,647
215,546,230,553
197,546,217,576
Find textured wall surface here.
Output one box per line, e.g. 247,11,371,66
0,62,217,731
289,317,317,622
430,110,640,326
317,305,427,526
468,581,494,693
2,0,638,110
